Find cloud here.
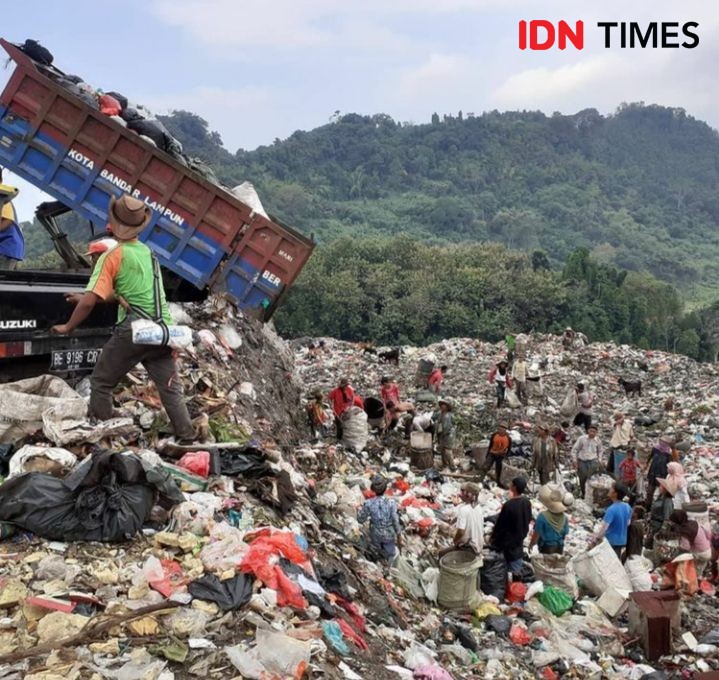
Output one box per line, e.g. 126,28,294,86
398,53,474,99
491,54,623,108
141,86,281,151
150,0,520,53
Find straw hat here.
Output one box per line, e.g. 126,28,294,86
108,194,152,241
538,483,574,514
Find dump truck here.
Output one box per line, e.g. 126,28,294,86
0,39,314,378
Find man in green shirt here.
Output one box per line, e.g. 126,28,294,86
52,195,195,441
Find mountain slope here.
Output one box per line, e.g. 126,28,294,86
161,104,719,302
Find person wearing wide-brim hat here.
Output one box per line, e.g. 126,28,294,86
51,194,196,442
529,483,574,555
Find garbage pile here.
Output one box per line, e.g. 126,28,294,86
0,314,718,679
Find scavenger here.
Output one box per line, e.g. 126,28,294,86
357,475,402,562
51,195,195,441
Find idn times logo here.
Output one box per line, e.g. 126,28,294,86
519,20,699,50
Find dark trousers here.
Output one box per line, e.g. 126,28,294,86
645,480,657,508
573,412,592,432
335,416,343,440
90,322,194,440
479,452,505,485
515,380,527,404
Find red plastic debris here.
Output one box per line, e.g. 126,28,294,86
177,451,211,478
506,581,528,603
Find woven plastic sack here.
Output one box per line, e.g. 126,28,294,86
537,586,573,616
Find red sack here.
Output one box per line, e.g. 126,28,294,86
98,94,122,116
506,581,527,604
178,451,210,478
509,623,532,645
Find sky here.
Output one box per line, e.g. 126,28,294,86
2,0,718,221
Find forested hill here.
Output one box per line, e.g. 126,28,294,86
160,104,719,303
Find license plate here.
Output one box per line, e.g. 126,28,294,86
50,348,101,371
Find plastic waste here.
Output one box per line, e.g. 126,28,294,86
404,642,437,669
625,555,653,591
421,567,440,603
188,573,253,611
506,581,527,603
178,450,211,478
226,645,266,679
144,556,187,597
485,615,512,635
537,586,573,616
7,445,77,478
323,620,350,655
480,550,507,600
509,623,532,645
255,628,311,677
413,666,455,680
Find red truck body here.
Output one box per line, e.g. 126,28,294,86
0,39,314,320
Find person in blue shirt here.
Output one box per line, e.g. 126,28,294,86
589,482,633,559
530,483,573,555
357,475,402,562
0,169,24,269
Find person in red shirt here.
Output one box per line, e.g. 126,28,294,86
428,365,447,394
328,377,354,439
618,448,640,495
380,376,400,407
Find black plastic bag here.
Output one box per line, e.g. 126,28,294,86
0,450,180,542
0,443,14,476
455,625,478,651
480,551,508,600
188,573,253,611
316,563,352,600
249,470,296,516
219,446,272,478
424,469,444,484
127,118,177,153
20,39,53,65
304,590,337,618
485,615,512,635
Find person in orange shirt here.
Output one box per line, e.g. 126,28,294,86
478,422,512,487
